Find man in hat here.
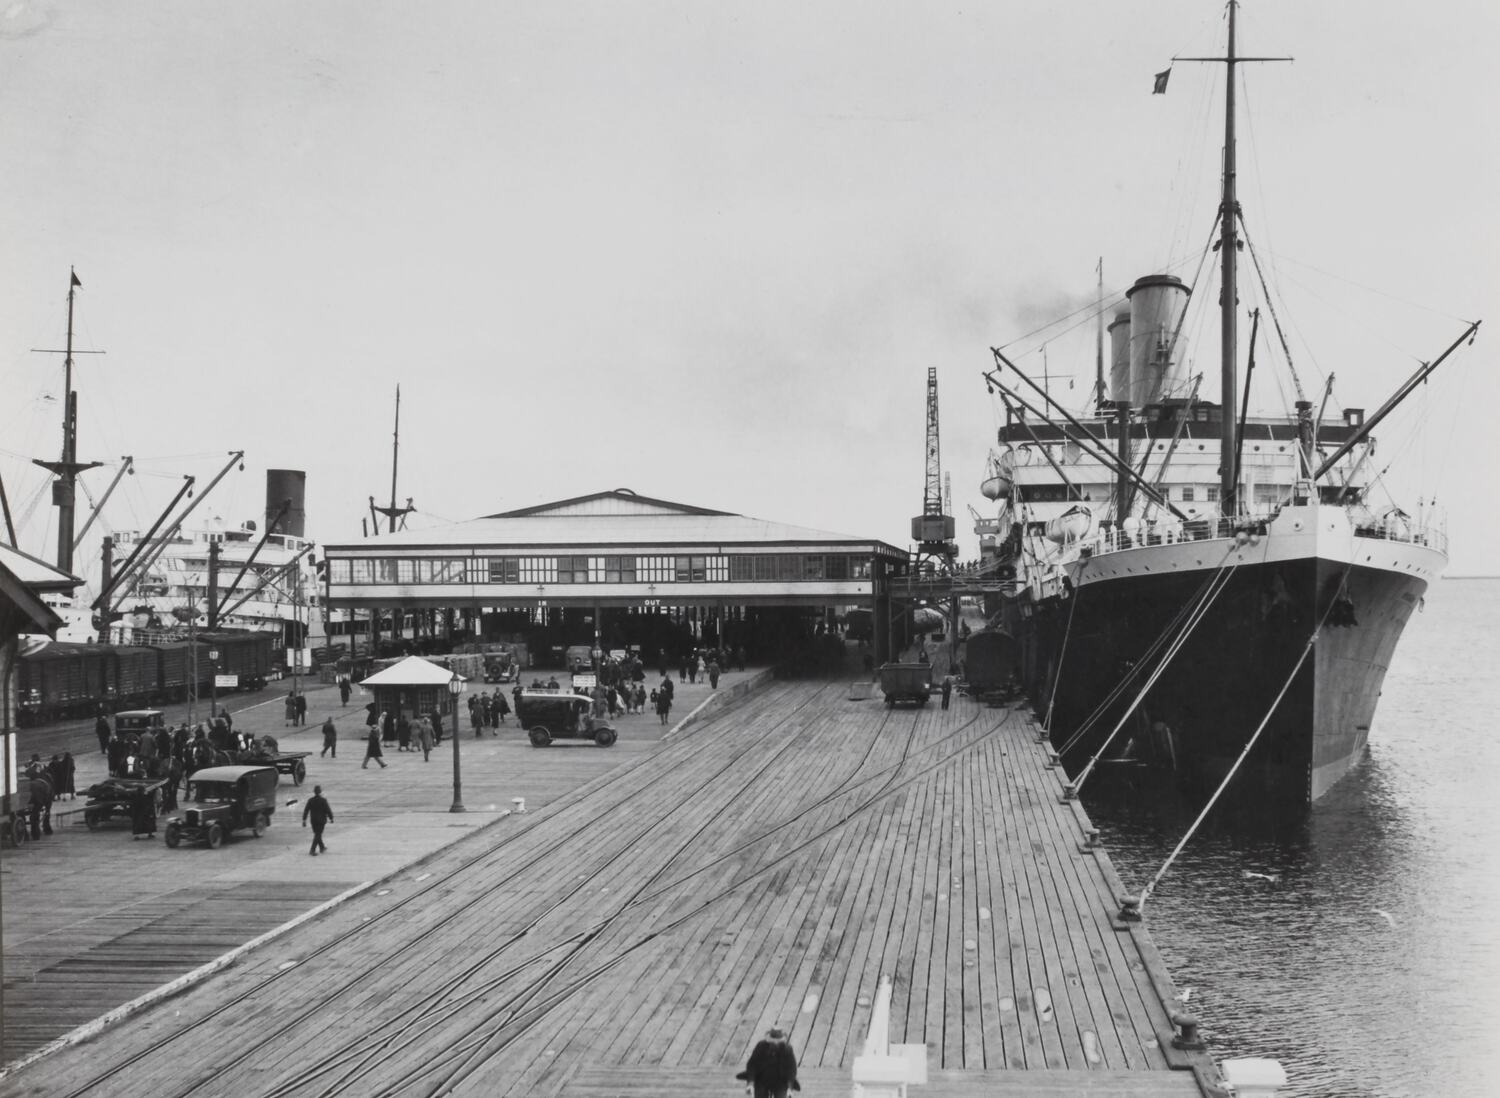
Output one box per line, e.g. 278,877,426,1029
735,1026,800,1097
302,784,333,856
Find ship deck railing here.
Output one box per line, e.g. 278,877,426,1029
1075,509,1447,560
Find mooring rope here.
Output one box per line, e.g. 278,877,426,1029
1135,564,1355,915
1056,540,1244,758
1041,555,1087,736
1071,556,1240,794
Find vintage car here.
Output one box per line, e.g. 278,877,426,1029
515,690,617,747
163,765,279,848
115,709,166,735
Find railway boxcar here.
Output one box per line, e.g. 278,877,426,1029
155,640,212,701
201,631,275,692
113,645,159,708
963,630,1017,701
17,642,111,723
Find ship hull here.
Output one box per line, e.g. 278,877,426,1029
1003,510,1444,804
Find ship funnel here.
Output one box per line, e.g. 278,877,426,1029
266,469,306,538
1127,274,1191,406
1108,310,1131,404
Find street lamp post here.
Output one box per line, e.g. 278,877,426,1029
209,648,220,719
447,675,466,813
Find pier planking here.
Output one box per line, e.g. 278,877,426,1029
3,679,1218,1098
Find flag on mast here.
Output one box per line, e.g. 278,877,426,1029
1152,69,1171,94
70,270,82,287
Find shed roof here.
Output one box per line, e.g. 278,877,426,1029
360,655,466,687
328,490,902,556
0,544,80,637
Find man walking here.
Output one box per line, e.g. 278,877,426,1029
302,785,333,856
941,672,954,710
321,716,338,758
338,676,352,706
417,715,433,762
735,1026,801,1098
95,707,112,755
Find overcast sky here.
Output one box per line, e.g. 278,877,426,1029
2,0,1495,580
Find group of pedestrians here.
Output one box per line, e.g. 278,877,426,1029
675,648,736,689
361,708,445,768
466,690,510,736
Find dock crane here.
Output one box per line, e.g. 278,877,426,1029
910,367,957,572
902,368,961,657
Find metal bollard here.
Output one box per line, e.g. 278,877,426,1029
1077,828,1100,854
1169,1010,1205,1051
511,797,526,814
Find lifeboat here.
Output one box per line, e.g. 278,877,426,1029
980,449,1014,501
1045,504,1093,544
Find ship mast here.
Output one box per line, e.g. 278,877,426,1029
1218,3,1241,516
369,385,415,534
31,269,103,574
1177,4,1289,514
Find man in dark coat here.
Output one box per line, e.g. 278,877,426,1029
302,784,333,855
736,1027,800,1097
321,717,338,758
95,709,112,755
26,768,53,838
338,676,351,706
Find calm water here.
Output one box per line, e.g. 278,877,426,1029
1081,577,1500,1098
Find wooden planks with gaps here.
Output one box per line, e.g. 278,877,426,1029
3,679,1219,1098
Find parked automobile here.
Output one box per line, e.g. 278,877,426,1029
163,765,279,848
516,690,616,747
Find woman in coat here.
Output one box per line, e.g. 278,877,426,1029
363,724,387,769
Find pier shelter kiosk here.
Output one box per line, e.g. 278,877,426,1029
323,490,910,665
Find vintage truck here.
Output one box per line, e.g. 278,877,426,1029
163,765,279,849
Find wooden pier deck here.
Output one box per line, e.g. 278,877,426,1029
2,678,1221,1097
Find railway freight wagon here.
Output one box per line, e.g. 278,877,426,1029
200,631,275,691
16,631,279,725
963,629,1018,701
114,645,159,704
16,642,111,721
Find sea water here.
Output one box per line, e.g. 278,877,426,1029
1081,576,1500,1098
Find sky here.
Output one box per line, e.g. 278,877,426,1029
2,0,1496,582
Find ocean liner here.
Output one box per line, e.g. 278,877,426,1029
979,5,1474,804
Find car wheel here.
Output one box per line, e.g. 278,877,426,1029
293,761,306,786
164,824,181,849
594,728,617,747
252,812,268,838
8,818,27,847
529,726,551,748
84,810,99,830
206,823,224,849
